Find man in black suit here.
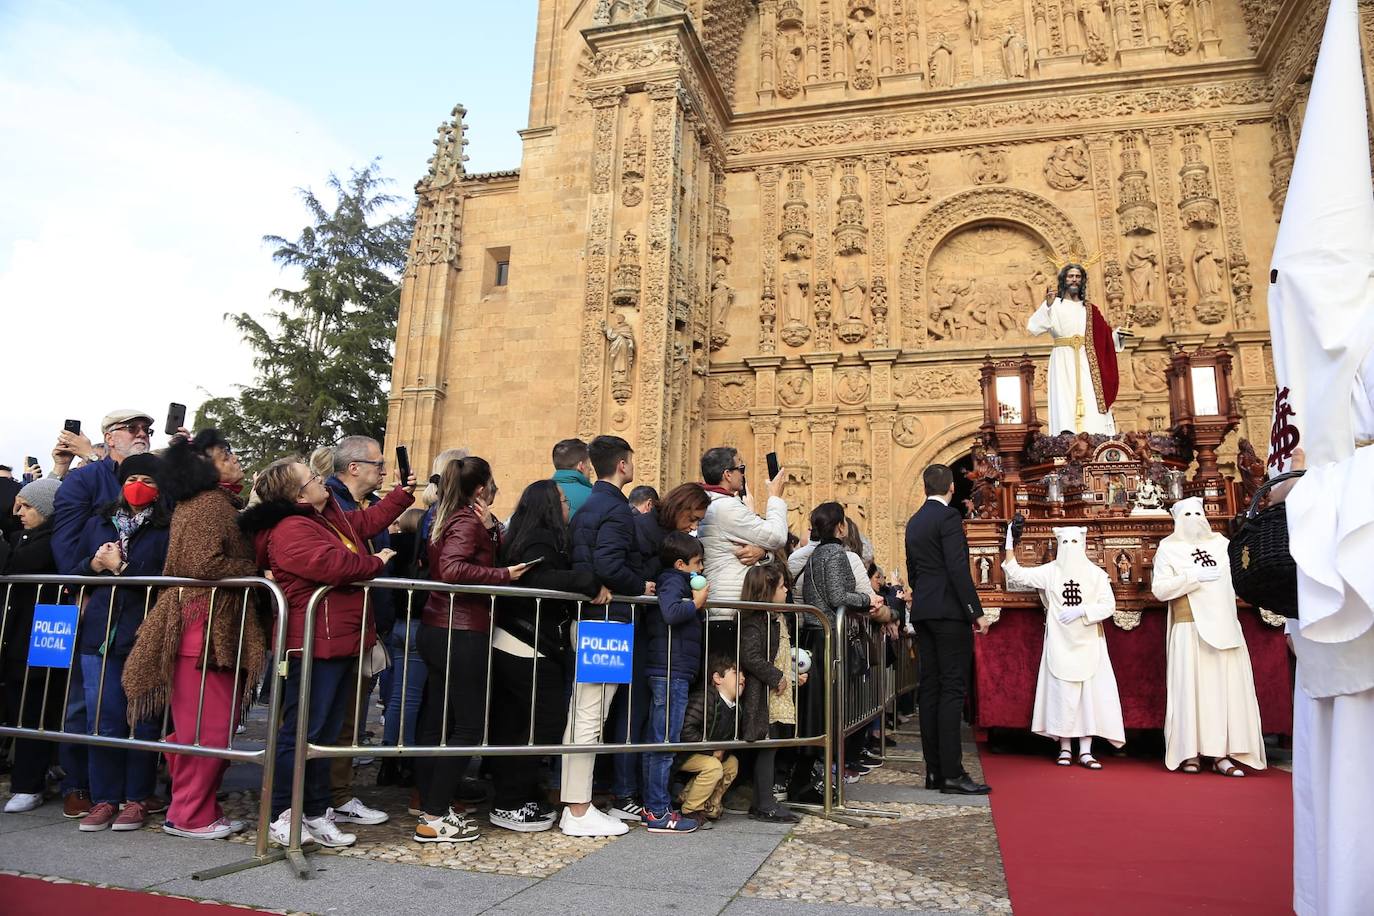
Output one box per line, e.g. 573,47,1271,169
904,463,992,795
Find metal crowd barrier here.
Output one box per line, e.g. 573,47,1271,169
874,625,921,765
823,606,901,819
279,578,837,874
0,574,290,879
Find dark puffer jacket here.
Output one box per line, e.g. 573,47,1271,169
569,480,648,622
75,508,170,656
495,526,600,659
645,567,704,680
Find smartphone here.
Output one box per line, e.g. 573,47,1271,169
766,451,780,479
23,456,37,483
165,402,187,436
520,556,546,569
396,445,411,484
64,419,81,435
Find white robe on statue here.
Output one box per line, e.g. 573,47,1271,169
1151,498,1266,771
1027,297,1120,436
1003,527,1125,745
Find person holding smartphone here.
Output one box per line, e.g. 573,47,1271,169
412,456,529,844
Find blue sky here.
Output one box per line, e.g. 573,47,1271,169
0,0,537,470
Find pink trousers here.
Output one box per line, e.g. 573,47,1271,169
164,619,237,830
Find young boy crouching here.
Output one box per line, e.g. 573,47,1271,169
674,654,743,826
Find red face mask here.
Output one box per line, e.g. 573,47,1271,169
123,479,159,508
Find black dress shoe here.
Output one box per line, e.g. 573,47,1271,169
940,775,992,795
749,806,800,824
924,774,942,790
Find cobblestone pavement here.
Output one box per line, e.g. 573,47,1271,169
1,710,1009,913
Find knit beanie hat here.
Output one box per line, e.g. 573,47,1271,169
18,476,61,519
118,452,165,486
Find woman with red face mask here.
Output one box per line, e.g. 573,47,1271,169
71,451,172,833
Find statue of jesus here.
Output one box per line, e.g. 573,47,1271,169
1026,264,1129,435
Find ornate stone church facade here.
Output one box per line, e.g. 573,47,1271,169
386,0,1366,569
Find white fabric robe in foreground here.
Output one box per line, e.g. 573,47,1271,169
1151,498,1266,770
1026,298,1119,436
1003,527,1124,745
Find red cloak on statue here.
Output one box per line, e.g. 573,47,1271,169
1084,302,1119,414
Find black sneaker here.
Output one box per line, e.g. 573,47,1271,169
859,752,885,769
489,803,555,833
609,796,645,821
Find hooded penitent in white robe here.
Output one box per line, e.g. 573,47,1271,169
1003,527,1125,745
1264,3,1374,912
1151,498,1266,771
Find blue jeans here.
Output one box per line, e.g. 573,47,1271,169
383,619,426,746
271,656,356,819
60,659,88,794
641,676,691,814
80,652,159,805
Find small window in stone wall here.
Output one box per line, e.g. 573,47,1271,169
483,246,511,296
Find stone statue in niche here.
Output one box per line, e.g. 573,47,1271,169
929,33,955,88
709,268,734,350
848,10,876,88
1000,26,1028,79
838,261,869,323
781,269,813,346
1164,0,1194,55
1192,233,1227,301
962,0,984,44
1082,0,1112,62
1044,142,1089,191
965,148,1008,185
885,158,930,204
778,28,804,98
1125,241,1158,306
603,312,636,403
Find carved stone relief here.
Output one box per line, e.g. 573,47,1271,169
834,258,870,344
779,165,813,261
621,108,645,207
709,374,751,411
1177,128,1219,229
1116,132,1158,236
780,268,813,346
1191,232,1228,324
893,414,926,448
778,373,813,407
834,159,868,255
847,7,876,89
965,148,1009,185
886,157,931,205
611,230,642,307
1044,141,1089,191
925,224,1055,344
604,312,636,404
835,368,871,405
895,366,982,399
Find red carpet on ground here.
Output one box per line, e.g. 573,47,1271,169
981,751,1293,916
3,874,256,916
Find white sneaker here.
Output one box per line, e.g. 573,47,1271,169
305,809,358,847
268,811,317,847
4,792,43,813
559,804,629,837
332,796,389,825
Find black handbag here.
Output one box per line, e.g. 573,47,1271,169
1228,470,1305,618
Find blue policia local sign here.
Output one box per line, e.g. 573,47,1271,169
28,604,79,669
574,620,634,685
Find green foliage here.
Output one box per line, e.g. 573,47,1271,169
197,163,414,469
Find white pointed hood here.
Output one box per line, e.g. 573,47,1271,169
1164,497,1215,545
1267,0,1374,474
1053,526,1095,577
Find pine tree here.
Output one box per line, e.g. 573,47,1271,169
197,163,413,468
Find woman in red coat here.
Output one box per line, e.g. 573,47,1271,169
238,457,413,849
412,456,528,844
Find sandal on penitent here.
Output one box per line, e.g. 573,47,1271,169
1078,754,1103,770
1057,749,1073,766
1213,757,1246,777
1180,758,1201,774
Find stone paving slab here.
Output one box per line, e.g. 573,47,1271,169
483,877,731,915
547,820,788,896
155,853,534,915
721,897,986,916
844,782,991,807
0,818,251,887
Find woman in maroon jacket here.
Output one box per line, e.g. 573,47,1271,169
412,456,528,844
238,457,414,850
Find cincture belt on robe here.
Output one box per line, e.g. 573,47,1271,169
1171,595,1195,625
1053,335,1088,428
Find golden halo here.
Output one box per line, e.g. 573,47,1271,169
1047,248,1104,272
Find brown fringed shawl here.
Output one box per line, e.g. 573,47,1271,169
123,488,267,724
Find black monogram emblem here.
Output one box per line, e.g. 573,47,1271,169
1191,548,1217,568
1061,580,1083,607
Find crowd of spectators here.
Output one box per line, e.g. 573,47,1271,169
1,416,915,845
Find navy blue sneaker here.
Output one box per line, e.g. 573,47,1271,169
643,808,699,833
